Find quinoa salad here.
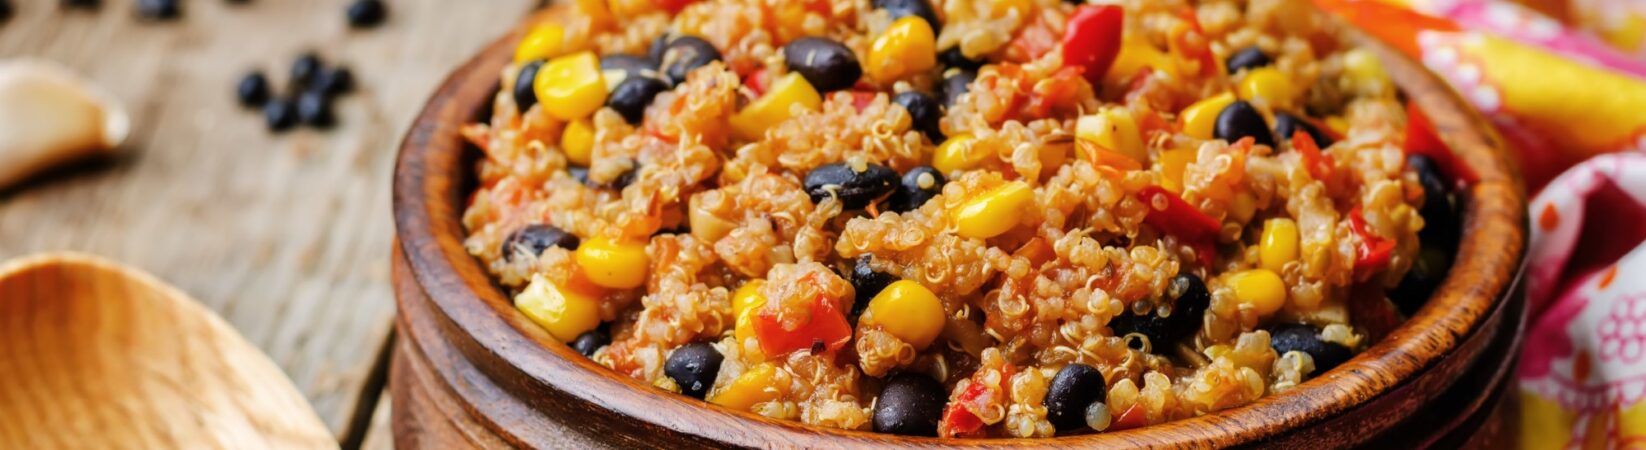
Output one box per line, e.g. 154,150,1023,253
459,0,1463,438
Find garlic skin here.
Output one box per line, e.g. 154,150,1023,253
0,59,129,189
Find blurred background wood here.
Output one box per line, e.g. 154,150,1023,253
0,253,334,449
0,0,534,446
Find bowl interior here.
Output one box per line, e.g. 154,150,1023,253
392,15,1527,447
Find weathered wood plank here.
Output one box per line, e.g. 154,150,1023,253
0,0,533,437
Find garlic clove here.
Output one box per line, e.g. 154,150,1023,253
0,59,129,189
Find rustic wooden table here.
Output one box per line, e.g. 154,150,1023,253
0,1,538,447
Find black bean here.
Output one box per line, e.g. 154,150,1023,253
1108,273,1209,352
664,342,723,399
659,36,720,86
1270,324,1352,374
1214,100,1275,147
1390,155,1459,314
62,0,99,10
135,0,179,20
501,224,580,261
873,0,940,31
607,76,670,124
314,67,354,96
570,329,610,357
886,166,944,213
647,34,672,65
1044,363,1106,432
849,255,898,325
568,166,591,185
263,99,297,132
236,71,271,108
893,91,944,142
1225,47,1271,74
873,372,946,436
514,60,544,113
295,90,334,128
1274,112,1332,147
291,53,323,88
804,162,898,209
939,69,976,108
938,47,983,71
783,37,862,93
601,54,660,86
346,0,387,29
612,164,639,190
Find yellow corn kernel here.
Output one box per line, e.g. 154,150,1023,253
932,134,983,175
1230,191,1257,223
1159,148,1197,192
515,274,602,342
561,119,595,166
953,181,1033,239
710,363,786,410
867,17,938,83
574,236,649,289
1237,67,1295,108
732,280,767,361
514,24,566,63
1107,38,1177,83
1179,92,1236,140
1325,116,1349,136
729,72,822,141
1075,107,1146,163
1343,48,1392,93
1229,269,1286,316
1260,218,1300,273
862,280,946,350
534,51,608,121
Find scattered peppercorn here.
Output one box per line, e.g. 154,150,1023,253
263,99,297,132
236,71,271,107
290,53,323,88
345,0,386,28
295,90,334,128
135,0,179,20
313,67,354,96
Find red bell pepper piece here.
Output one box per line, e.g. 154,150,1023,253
1109,404,1148,430
654,0,698,14
743,68,770,97
1403,102,1477,186
752,289,852,357
1062,5,1124,86
1348,207,1396,280
1138,185,1220,264
849,91,877,113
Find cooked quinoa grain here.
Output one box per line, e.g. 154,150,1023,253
461,0,1457,438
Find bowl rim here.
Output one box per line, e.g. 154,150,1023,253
391,13,1528,448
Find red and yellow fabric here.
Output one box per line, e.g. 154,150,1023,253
1315,1,1646,448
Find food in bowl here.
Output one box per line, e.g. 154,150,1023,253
457,0,1464,438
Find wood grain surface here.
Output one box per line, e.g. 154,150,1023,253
0,0,535,443
0,253,334,449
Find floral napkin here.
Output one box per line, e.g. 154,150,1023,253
1314,0,1646,447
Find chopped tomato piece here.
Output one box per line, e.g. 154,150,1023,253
1062,5,1124,85
1110,404,1148,430
849,91,877,112
752,289,852,357
1348,207,1396,280
939,403,986,438
654,0,698,13
743,68,771,97
1292,131,1347,195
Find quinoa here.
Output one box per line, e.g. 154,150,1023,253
462,0,1442,438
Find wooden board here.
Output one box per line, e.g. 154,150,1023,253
0,0,534,440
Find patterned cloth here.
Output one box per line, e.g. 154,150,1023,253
1314,0,1646,448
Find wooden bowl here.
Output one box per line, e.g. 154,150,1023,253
390,14,1528,449
0,253,335,449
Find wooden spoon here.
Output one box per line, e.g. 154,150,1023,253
0,253,335,449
